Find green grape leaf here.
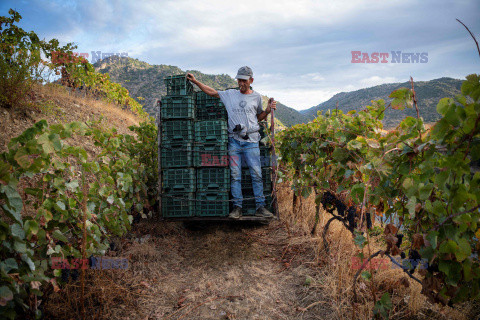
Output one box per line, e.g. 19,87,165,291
455,238,471,262
2,258,18,273
354,233,366,248
439,240,458,254
461,74,480,102
10,223,25,240
52,230,68,242
21,254,35,271
436,98,452,115
0,286,14,306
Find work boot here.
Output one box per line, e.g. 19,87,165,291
229,206,242,219
255,206,274,218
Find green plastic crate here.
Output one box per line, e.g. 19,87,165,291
193,143,228,167
259,121,267,139
197,168,230,192
164,75,194,96
162,192,195,217
161,120,193,143
260,146,272,167
247,179,272,197
195,91,222,106
241,167,272,193
196,104,228,121
241,145,272,167
161,142,192,168
195,92,227,120
163,168,196,192
194,120,228,144
161,96,195,119
232,193,273,216
196,192,229,216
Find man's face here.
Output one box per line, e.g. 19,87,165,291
237,78,253,93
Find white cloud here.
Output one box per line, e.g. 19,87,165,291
255,87,340,111
123,0,414,55
359,76,400,87
4,0,478,112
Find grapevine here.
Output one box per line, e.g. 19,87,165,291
0,119,158,318
278,74,480,310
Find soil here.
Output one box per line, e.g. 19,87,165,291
129,220,325,319
44,217,331,320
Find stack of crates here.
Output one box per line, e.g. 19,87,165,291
160,75,196,217
194,91,230,217
160,74,274,218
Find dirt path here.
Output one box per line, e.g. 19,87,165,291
88,219,328,320
2,85,328,320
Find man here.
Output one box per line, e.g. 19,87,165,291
186,66,276,219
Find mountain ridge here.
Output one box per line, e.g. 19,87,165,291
93,56,464,128
300,77,464,127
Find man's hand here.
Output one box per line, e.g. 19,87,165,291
186,73,196,83
187,73,219,98
266,98,277,113
257,98,277,121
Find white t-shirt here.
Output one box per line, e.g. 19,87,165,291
217,89,263,143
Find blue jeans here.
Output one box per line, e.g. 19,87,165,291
228,137,266,209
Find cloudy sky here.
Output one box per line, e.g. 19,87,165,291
2,0,479,110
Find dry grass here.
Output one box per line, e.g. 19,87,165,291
0,82,139,153
275,180,478,320
39,177,480,320
0,83,142,223
44,219,321,319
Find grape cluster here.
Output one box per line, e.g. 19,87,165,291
321,191,372,233
346,206,356,232
396,234,404,247
109,242,118,251
70,269,79,281
60,257,80,283
61,269,70,282
320,191,337,214
88,255,96,268
132,213,141,225
321,191,347,216
366,212,372,229
426,262,439,273
336,200,346,216
408,249,422,274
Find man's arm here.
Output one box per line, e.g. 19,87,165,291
257,110,269,122
257,98,276,121
186,73,219,98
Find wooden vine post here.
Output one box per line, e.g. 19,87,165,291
269,98,279,218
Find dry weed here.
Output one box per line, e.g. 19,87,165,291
275,180,477,320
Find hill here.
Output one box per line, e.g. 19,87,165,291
93,56,309,128
300,77,463,127
0,83,140,153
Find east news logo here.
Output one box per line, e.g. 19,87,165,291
351,51,428,63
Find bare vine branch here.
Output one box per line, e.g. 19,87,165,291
435,204,480,230
410,76,422,140
456,18,480,60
